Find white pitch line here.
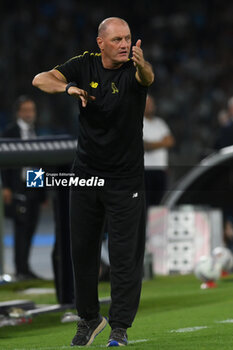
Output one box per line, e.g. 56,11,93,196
129,339,149,344
216,319,233,324
170,326,208,333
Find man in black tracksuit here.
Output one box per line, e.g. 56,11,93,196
32,17,154,347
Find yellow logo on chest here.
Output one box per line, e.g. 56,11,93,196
111,82,119,94
90,81,98,88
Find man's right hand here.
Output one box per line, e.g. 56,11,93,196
2,188,13,205
32,69,96,107
67,86,96,107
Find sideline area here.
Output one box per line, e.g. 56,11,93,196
1,275,233,350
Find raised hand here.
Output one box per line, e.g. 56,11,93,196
132,39,145,69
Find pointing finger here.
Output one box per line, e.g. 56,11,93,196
80,96,87,107
136,39,141,48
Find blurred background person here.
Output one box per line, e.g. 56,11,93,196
215,97,233,150
143,95,175,208
217,109,230,128
214,98,233,251
1,95,46,280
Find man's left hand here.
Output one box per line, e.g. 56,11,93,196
132,40,145,69
132,39,154,86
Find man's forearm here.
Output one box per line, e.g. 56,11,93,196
136,61,154,86
144,140,163,151
32,70,67,94
144,135,175,151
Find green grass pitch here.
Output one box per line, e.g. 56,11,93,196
1,274,233,349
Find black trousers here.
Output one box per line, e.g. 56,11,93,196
70,169,145,329
13,191,41,274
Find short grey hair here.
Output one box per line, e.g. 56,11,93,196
98,17,129,37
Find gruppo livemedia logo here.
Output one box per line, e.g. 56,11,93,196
26,168,45,187
26,169,105,188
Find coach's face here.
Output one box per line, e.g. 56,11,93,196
97,22,131,67
17,101,36,124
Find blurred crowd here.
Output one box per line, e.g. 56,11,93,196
0,0,233,165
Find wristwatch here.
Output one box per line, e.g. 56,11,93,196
65,82,77,95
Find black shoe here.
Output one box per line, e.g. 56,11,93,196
71,314,107,346
16,271,41,281
107,328,128,347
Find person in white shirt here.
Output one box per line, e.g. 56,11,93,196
143,95,175,207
